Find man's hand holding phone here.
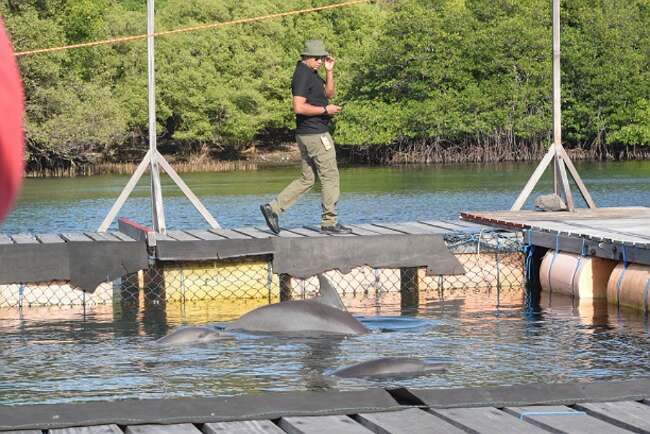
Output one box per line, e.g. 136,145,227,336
325,104,342,116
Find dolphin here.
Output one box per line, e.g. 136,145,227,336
223,300,368,336
155,326,231,345
223,275,368,336
331,357,450,378
313,274,347,311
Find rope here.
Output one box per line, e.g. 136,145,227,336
476,229,484,255
615,245,629,308
495,234,501,291
568,239,587,299
14,0,369,57
547,233,561,293
18,284,24,308
524,230,535,281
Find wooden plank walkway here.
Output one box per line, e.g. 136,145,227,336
0,231,137,245
3,400,650,433
2,380,649,433
0,218,488,297
462,206,650,265
0,219,491,248
160,219,488,242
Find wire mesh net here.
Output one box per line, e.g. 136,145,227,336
0,232,524,309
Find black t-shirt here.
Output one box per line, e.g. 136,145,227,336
291,61,330,134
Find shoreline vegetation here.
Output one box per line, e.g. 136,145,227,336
5,0,649,178
24,141,650,178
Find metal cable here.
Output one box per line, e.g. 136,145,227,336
14,0,369,57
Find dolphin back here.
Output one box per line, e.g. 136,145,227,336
332,357,449,378
226,301,368,336
314,274,347,311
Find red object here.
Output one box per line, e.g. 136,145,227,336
0,18,24,222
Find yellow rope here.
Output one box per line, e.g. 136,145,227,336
14,0,369,57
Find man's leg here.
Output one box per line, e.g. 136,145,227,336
269,138,316,216
309,132,340,227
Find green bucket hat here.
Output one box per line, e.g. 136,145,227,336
301,39,329,57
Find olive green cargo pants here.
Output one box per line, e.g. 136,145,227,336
270,132,340,227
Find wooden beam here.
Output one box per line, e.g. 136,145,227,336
552,0,561,148
118,217,152,242
149,156,166,233
156,151,221,229
511,146,555,211
98,150,151,232
557,145,597,208
556,151,575,210
146,0,166,234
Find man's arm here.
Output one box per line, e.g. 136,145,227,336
293,96,341,116
324,56,335,98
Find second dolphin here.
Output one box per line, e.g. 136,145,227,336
224,275,368,336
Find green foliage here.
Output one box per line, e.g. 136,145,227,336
609,99,650,146
2,0,649,168
562,0,650,151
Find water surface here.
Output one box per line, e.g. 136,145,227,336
3,160,650,233
1,291,649,405
1,161,649,405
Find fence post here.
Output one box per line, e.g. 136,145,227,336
143,260,165,303
142,261,168,335
120,271,141,305
266,260,274,304
279,274,293,301
400,267,419,310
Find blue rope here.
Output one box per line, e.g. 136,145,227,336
523,230,535,281
519,411,586,420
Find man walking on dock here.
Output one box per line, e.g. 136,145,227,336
260,40,351,235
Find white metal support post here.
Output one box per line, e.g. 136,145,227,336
98,0,220,233
147,0,166,233
511,0,596,211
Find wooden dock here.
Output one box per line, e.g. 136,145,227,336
125,218,489,243
0,218,489,248
0,218,492,305
462,206,650,266
2,379,650,433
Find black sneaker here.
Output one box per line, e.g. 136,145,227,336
320,223,352,234
260,204,280,234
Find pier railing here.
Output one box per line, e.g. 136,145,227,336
0,232,523,310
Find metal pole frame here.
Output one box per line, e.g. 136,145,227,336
511,0,595,211
98,0,220,233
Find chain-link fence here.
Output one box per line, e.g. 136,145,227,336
0,232,524,310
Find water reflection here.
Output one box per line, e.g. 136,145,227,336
0,287,649,405
298,337,344,390
4,160,650,233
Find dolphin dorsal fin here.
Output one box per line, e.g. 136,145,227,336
315,274,347,311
